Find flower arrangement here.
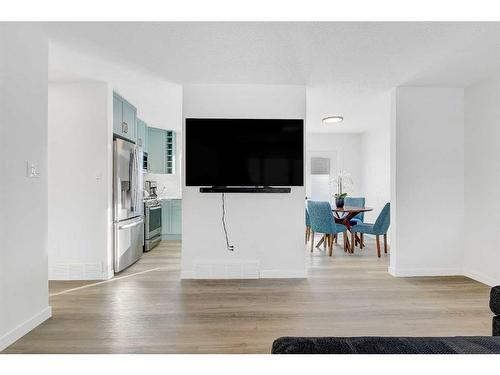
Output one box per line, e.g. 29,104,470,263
332,171,353,208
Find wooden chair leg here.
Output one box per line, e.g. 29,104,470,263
305,227,309,244
316,235,324,248
328,235,333,256
343,231,348,252
360,233,364,249
310,231,314,252
376,235,381,258
334,235,338,244
323,234,327,250
351,231,356,253
383,233,388,254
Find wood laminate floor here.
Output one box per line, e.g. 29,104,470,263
3,236,492,353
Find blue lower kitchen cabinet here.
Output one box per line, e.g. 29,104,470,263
161,199,182,240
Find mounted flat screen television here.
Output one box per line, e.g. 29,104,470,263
185,118,304,187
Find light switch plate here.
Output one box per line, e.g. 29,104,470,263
26,161,40,178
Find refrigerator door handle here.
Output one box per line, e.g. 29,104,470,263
118,217,144,230
129,146,138,213
133,146,140,213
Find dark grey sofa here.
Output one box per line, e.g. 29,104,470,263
272,286,500,354
491,286,500,336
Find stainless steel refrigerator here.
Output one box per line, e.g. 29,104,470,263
113,138,144,273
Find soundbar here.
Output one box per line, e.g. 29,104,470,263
199,187,292,193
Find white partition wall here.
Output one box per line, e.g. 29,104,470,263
0,24,51,351
390,87,464,277
464,76,500,286
181,84,306,279
48,82,114,280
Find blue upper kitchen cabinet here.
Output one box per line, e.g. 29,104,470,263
165,130,176,174
137,118,149,153
113,92,137,142
148,126,166,173
147,126,176,174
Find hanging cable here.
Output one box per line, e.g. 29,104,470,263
221,193,234,251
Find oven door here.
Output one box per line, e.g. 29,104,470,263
145,205,162,239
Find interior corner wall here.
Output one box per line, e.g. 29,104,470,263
360,92,391,223
181,84,306,279
48,81,113,280
464,76,500,286
0,24,51,351
390,87,464,277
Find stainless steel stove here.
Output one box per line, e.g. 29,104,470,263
144,197,161,251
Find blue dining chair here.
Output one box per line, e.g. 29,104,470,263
344,196,366,248
344,197,366,225
350,203,390,258
305,206,311,244
306,200,348,256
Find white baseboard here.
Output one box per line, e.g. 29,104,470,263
259,269,307,278
388,267,462,277
0,306,52,352
180,270,195,279
104,268,114,280
464,268,499,287
181,269,307,279
49,262,109,280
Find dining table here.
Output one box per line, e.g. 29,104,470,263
332,206,373,253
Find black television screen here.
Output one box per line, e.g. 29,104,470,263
185,118,304,187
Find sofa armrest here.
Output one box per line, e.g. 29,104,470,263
491,286,500,316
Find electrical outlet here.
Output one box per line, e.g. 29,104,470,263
26,161,40,178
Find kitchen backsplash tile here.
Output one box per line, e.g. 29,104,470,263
144,172,181,198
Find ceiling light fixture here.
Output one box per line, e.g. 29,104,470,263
322,116,344,124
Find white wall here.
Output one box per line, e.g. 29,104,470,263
48,82,113,280
306,133,363,199
50,42,184,198
360,92,391,223
464,76,500,286
0,24,51,351
390,87,464,276
181,84,306,278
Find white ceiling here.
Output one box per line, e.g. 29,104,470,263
44,22,500,133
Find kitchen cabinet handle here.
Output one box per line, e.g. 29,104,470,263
122,122,128,133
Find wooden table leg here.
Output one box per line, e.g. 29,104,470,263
384,233,388,254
